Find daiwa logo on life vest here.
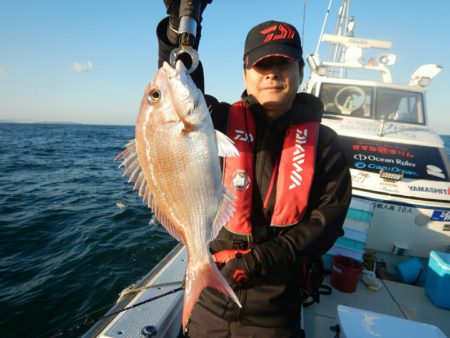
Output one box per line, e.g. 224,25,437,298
289,128,308,190
233,130,254,143
261,24,295,42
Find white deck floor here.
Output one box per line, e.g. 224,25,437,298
304,276,450,337
88,245,450,338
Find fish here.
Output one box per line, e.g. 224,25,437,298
116,60,241,329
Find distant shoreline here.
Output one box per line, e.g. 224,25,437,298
0,120,134,128
1,120,446,136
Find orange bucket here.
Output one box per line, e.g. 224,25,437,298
331,255,363,293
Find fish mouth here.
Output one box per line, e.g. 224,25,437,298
163,61,200,108
162,60,188,78
162,61,177,78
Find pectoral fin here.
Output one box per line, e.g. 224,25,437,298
209,189,235,242
216,130,239,158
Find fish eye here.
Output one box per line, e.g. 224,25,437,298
148,88,161,103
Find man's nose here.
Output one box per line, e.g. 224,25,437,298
265,67,281,79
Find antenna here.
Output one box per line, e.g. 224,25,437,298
316,0,334,54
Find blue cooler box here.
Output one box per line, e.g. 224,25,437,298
425,250,450,309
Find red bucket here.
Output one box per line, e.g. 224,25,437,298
331,255,363,293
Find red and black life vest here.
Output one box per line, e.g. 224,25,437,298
223,101,319,235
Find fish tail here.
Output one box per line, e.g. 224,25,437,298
182,260,241,329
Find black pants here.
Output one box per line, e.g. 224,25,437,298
185,304,304,338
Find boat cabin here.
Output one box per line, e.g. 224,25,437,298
303,33,450,263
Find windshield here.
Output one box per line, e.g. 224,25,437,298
319,83,425,125
375,88,424,124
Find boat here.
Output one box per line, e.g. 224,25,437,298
83,1,450,337
302,0,450,273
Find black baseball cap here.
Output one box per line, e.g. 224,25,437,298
244,20,303,68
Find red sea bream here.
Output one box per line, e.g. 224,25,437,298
116,61,241,329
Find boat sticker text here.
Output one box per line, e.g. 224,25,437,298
373,202,413,213
408,186,449,195
352,144,414,158
431,210,450,222
339,136,449,181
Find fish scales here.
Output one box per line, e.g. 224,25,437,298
141,126,219,226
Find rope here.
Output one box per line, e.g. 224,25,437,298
46,284,184,338
93,285,184,321
118,281,184,300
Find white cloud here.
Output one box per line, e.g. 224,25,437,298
0,66,6,75
69,61,94,73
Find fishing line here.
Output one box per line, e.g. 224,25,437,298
46,285,183,338
302,0,307,43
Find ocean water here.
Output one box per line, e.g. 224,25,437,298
0,123,176,338
0,123,449,338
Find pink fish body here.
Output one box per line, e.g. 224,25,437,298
117,61,241,329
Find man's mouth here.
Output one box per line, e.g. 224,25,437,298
262,85,284,90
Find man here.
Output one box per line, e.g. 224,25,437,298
158,3,352,337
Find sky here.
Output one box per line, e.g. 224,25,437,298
1,0,449,134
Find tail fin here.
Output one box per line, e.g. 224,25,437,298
182,259,241,329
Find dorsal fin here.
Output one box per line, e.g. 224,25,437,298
116,139,184,243
133,172,145,191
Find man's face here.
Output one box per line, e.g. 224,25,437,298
244,56,303,119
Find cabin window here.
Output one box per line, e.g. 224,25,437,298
319,83,425,125
319,83,373,117
375,88,424,124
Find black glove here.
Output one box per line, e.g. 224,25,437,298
163,0,212,31
220,249,262,288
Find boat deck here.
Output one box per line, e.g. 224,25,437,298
304,275,450,337
86,245,450,338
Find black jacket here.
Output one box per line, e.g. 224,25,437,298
157,18,352,327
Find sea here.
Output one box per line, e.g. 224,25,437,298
0,123,177,338
0,123,449,338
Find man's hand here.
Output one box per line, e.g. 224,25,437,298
216,249,262,288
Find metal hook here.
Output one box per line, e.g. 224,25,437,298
169,46,199,74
